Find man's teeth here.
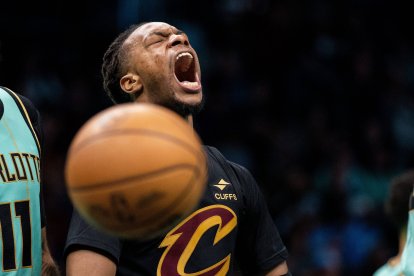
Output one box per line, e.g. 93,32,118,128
181,81,198,87
176,52,193,72
176,52,193,60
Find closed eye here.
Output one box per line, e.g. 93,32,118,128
153,31,169,37
146,36,165,46
145,32,169,46
151,39,163,45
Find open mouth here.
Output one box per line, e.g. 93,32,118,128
174,52,200,90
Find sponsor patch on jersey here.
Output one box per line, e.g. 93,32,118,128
213,179,237,201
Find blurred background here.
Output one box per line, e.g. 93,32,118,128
1,0,414,275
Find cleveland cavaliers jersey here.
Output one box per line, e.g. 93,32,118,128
400,188,414,276
65,145,288,275
0,87,42,275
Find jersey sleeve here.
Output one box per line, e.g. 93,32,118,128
18,94,42,144
230,162,288,274
19,93,47,228
64,208,122,265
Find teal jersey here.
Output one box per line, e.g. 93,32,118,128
373,262,402,276
400,190,414,276
0,87,42,275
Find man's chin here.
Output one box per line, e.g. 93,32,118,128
161,98,205,118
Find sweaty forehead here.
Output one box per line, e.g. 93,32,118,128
126,22,178,44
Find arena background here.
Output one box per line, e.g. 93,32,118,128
1,1,414,275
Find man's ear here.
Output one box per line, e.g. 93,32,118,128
120,73,143,94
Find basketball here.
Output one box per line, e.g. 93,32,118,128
64,103,207,239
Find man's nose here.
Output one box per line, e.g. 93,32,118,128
168,34,189,47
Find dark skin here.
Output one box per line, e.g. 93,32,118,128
66,22,288,276
119,22,203,121
42,228,61,276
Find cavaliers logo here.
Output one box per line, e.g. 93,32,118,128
157,204,237,276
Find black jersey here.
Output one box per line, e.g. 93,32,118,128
64,145,288,275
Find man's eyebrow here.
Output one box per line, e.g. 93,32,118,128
149,29,185,37
149,31,169,37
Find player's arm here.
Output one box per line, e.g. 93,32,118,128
41,228,61,276
18,92,60,275
66,250,116,276
64,209,121,276
264,261,289,276
229,161,290,275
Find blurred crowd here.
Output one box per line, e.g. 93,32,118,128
1,0,414,275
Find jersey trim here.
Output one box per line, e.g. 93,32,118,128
0,86,41,154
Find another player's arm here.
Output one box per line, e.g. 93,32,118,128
66,250,117,276
16,92,60,275
41,228,61,276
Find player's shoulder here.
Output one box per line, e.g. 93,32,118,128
0,86,38,111
0,86,40,124
203,145,253,179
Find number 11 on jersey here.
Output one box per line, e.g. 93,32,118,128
0,200,32,271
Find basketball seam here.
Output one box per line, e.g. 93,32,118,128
69,163,198,192
119,164,202,233
76,163,203,235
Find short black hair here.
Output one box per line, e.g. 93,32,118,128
101,22,147,104
385,170,414,230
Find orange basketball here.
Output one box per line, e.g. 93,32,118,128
64,103,207,239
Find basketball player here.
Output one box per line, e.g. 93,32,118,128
373,171,414,276
0,86,60,275
64,22,290,275
400,185,414,275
